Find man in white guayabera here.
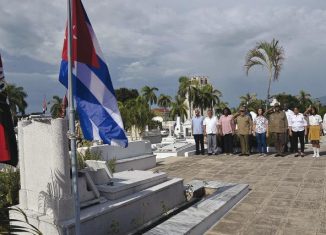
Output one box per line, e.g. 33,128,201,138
203,109,219,155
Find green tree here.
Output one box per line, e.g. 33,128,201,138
141,86,158,108
240,93,257,106
5,84,28,116
158,94,172,121
214,100,229,114
178,76,198,118
193,85,221,114
207,86,222,109
274,93,299,110
170,96,188,122
115,88,139,103
245,38,285,108
120,96,154,133
50,96,62,118
297,90,312,109
239,93,265,111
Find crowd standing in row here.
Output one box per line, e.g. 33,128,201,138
191,103,325,158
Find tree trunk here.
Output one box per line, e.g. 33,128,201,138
266,72,273,110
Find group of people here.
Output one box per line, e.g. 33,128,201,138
191,103,325,158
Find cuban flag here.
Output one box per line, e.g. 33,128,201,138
59,0,128,147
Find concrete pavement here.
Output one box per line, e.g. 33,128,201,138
152,144,326,235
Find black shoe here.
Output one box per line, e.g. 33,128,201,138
274,154,279,157
294,153,299,157
208,153,212,156
280,153,286,157
195,152,200,155
201,152,205,155
214,153,219,155
238,153,245,156
245,154,250,156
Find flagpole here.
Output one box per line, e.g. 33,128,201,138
67,0,81,234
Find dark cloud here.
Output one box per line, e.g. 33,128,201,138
1,0,326,112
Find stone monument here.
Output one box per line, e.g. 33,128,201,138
11,119,75,234
154,117,197,158
10,118,186,235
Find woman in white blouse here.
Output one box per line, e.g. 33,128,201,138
304,106,323,158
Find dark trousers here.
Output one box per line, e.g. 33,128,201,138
239,134,250,155
194,134,204,154
256,132,267,153
292,130,305,153
223,134,233,153
284,131,293,153
272,133,286,154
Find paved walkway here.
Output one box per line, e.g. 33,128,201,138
152,144,326,235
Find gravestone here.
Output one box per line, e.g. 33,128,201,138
10,119,100,234
10,118,186,235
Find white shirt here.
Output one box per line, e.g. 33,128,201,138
288,113,307,132
192,116,204,135
285,109,294,124
203,116,218,134
323,113,326,131
308,115,322,126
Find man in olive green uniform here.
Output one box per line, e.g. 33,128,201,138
268,103,288,157
235,107,253,156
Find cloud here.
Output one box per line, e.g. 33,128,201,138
1,0,326,112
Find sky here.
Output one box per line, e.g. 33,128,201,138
1,0,326,113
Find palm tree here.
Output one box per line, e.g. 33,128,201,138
193,85,221,114
240,93,256,105
206,85,221,109
178,76,198,118
312,99,322,111
50,96,62,118
5,84,28,116
215,101,229,114
245,38,284,108
124,96,154,133
141,86,158,108
158,94,172,121
297,90,312,109
170,96,188,122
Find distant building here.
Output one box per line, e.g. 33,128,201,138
190,76,208,86
152,108,170,117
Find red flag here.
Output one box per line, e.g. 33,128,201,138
61,0,99,68
60,94,68,118
62,94,68,108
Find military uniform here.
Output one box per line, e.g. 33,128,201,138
269,111,288,155
236,115,252,155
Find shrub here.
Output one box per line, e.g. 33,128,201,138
0,167,20,232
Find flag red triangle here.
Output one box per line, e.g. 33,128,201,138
62,0,99,68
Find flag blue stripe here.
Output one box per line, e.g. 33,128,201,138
59,61,128,147
76,83,128,146
60,56,116,100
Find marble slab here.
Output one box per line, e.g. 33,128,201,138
60,177,185,235
93,170,168,200
145,180,249,235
